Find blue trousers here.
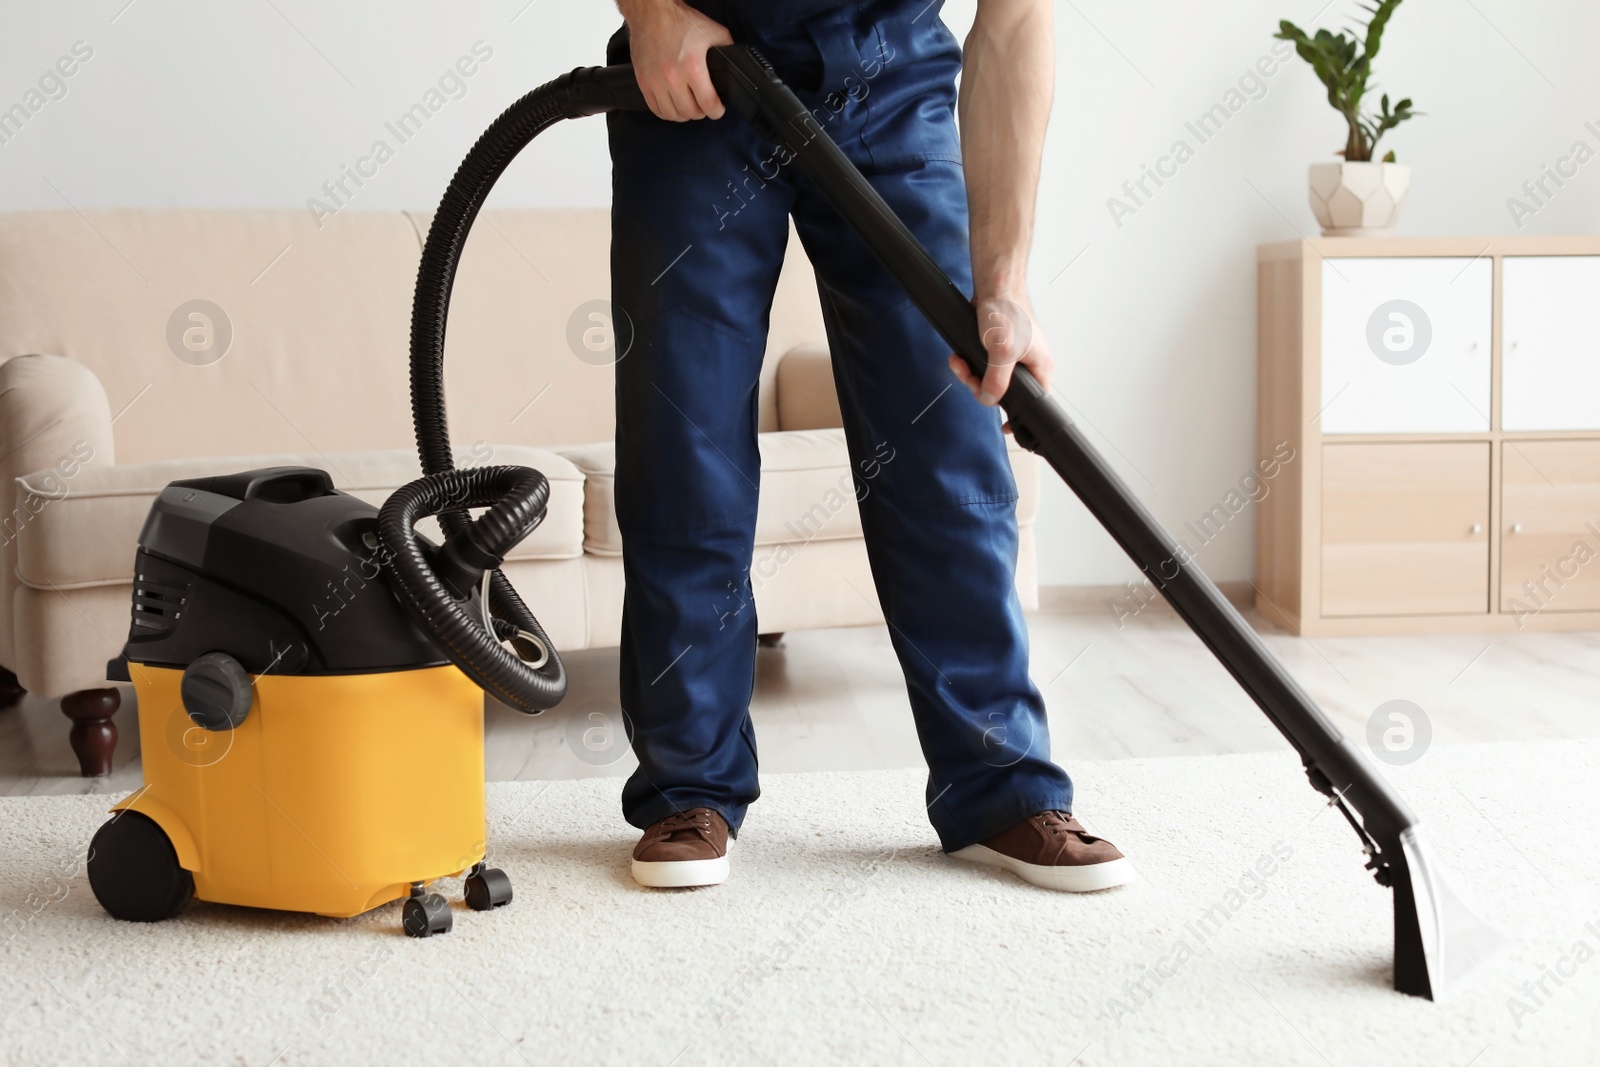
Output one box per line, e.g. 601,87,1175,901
606,0,1073,852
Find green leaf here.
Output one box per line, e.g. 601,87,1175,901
1383,149,1397,162
1275,0,1419,156
1364,0,1404,62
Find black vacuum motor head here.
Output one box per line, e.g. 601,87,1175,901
118,466,451,678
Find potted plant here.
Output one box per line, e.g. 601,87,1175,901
1276,0,1420,235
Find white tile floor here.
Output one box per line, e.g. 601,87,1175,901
5,590,1599,797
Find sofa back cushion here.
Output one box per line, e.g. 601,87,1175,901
0,208,826,465
0,209,421,466
413,209,826,446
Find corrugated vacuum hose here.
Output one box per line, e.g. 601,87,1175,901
378,464,565,713
395,61,650,715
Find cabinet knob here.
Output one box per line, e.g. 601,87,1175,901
1511,522,1525,534
1470,523,1483,534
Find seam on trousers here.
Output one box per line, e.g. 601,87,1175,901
617,506,762,542
854,150,965,172
874,492,1020,518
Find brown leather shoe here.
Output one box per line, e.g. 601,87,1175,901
630,807,731,888
952,811,1135,892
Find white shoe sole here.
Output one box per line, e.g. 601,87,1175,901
950,844,1136,893
631,854,730,889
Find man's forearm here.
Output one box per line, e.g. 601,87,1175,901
616,0,674,21
959,0,1054,301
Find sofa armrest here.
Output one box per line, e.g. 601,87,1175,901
774,343,842,431
0,354,114,672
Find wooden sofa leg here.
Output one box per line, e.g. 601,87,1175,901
60,688,121,777
0,666,24,708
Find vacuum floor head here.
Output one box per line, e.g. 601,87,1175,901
1394,826,1508,999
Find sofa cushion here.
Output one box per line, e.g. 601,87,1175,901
417,210,828,445
14,447,585,589
558,427,1038,557
0,210,427,467
0,210,825,468
774,343,842,431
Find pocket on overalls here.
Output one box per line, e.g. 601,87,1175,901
803,1,964,172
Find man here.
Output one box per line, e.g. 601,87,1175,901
609,0,1133,892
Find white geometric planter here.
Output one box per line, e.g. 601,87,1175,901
1309,162,1411,236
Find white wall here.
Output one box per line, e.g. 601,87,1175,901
3,0,1597,587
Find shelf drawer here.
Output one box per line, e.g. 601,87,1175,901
1501,440,1600,614
1319,258,1492,434
1321,442,1490,617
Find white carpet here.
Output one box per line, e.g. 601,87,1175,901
2,741,1597,1066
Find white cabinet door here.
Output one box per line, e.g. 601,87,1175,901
1319,258,1492,434
1503,256,1600,431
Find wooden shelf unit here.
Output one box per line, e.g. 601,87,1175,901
1256,236,1600,635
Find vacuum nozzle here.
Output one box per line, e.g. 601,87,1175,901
1390,826,1507,999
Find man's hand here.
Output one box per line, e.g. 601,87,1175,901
618,0,733,121
948,295,1053,419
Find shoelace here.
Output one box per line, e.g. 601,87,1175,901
1040,810,1102,843
1035,811,1094,863
651,809,715,843
1039,811,1078,835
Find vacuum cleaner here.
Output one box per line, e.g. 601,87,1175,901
89,462,567,936
90,43,1500,994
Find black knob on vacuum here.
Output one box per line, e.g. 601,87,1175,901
181,652,254,731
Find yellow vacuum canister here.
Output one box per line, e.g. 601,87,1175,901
90,465,566,936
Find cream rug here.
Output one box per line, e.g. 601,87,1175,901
1,741,1596,1066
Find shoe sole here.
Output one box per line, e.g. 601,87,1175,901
950,844,1136,893
630,855,730,889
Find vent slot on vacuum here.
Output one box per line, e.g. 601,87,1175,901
132,576,188,635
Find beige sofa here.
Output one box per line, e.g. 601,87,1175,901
0,208,1039,775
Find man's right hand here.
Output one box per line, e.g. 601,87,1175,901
618,0,732,121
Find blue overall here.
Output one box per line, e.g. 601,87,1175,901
606,0,1073,852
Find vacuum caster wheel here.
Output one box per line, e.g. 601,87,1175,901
463,865,513,911
87,811,194,922
402,886,453,938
